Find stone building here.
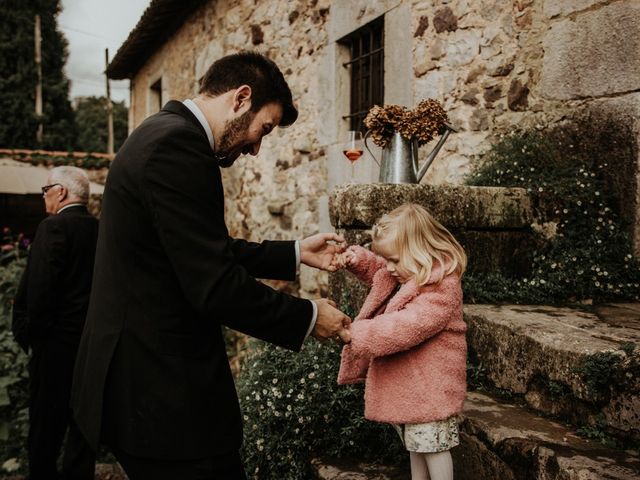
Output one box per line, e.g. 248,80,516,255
106,0,640,298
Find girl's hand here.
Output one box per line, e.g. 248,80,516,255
331,248,356,270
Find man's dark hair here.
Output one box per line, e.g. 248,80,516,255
199,51,298,127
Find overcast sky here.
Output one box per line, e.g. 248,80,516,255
59,0,151,105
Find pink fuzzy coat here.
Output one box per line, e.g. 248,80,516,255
337,246,467,424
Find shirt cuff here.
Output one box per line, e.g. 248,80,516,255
305,300,318,339
294,240,301,272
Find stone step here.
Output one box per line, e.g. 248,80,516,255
313,391,640,479
465,303,640,441
456,391,640,480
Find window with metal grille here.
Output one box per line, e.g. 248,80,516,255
339,17,384,132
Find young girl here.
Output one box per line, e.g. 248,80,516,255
335,203,467,480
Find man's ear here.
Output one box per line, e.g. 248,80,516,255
233,85,252,113
58,185,68,201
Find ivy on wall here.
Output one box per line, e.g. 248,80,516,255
464,122,640,304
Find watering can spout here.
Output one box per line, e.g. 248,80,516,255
364,123,457,184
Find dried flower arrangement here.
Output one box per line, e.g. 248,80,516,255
363,99,449,148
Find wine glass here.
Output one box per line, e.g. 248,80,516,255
342,131,364,182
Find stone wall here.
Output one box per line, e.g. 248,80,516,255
125,0,640,301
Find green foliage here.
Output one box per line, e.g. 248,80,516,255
0,0,76,150
547,380,572,400
237,339,406,479
0,230,29,472
576,415,619,449
74,96,128,153
464,125,640,304
9,151,112,169
466,362,487,390
574,351,623,397
620,342,636,356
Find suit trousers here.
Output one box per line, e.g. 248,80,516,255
60,421,247,480
111,446,248,480
28,338,78,479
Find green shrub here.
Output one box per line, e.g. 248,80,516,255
0,231,28,473
465,125,640,304
237,338,405,479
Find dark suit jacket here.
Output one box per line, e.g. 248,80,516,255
12,205,98,350
70,101,313,460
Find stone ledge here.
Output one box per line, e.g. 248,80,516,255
329,184,533,229
465,304,640,440
457,391,640,480
312,391,640,480
312,458,408,480
334,228,537,277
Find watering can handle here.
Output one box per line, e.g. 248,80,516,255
363,130,379,166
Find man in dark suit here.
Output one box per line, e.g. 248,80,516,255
66,51,351,479
12,166,98,479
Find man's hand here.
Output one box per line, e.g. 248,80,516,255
311,299,351,344
300,233,346,272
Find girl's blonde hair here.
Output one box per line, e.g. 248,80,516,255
372,203,467,286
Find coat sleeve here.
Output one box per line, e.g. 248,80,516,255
229,238,297,281
142,128,312,352
337,343,370,384
345,245,387,286
347,277,461,358
25,218,66,340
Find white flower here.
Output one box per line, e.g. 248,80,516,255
272,378,278,384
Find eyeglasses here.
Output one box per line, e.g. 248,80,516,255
41,183,62,195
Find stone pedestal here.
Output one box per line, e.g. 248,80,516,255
328,183,536,315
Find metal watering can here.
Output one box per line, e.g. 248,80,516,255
364,123,457,184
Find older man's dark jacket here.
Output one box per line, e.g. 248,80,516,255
13,205,99,347
70,101,312,460
12,204,98,478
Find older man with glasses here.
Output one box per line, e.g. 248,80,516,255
12,166,99,480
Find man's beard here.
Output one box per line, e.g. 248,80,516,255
215,110,254,168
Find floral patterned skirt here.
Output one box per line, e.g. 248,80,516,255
392,416,460,453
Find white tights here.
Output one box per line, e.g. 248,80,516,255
409,450,453,480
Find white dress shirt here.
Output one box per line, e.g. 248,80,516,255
57,202,86,214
